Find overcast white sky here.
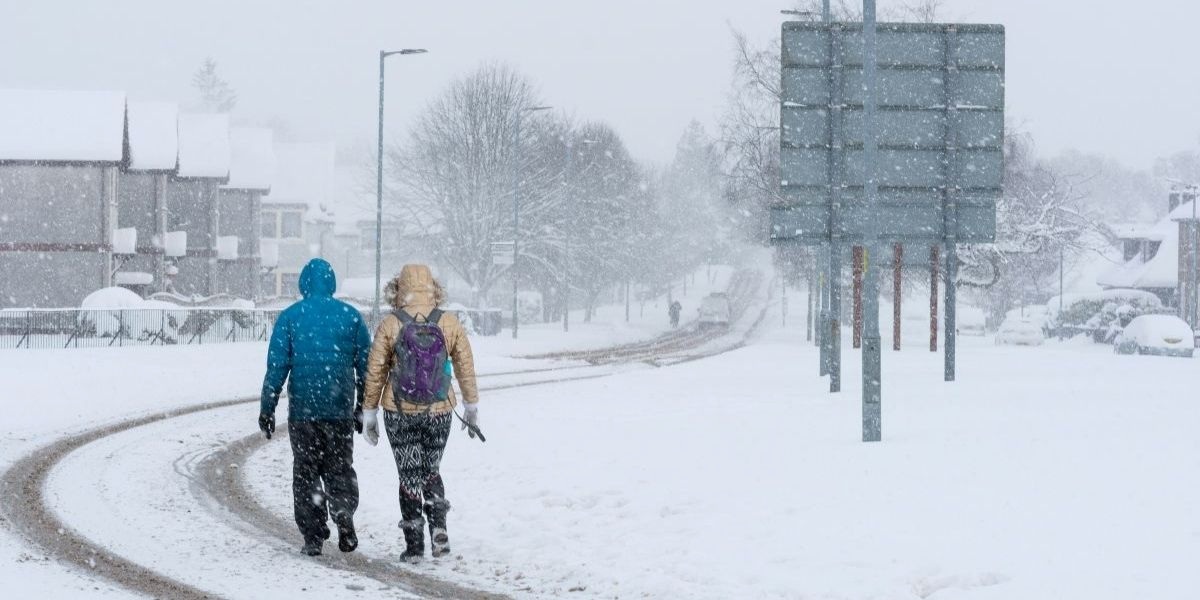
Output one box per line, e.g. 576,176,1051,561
2,0,1197,169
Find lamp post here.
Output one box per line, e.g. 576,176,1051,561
374,48,427,326
511,104,553,339
562,137,598,333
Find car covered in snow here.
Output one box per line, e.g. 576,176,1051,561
698,293,731,330
1113,314,1195,358
995,315,1045,346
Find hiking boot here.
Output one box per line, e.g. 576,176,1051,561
337,521,358,553
301,538,323,556
430,527,450,558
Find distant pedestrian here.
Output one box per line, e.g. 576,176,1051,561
259,258,371,557
361,264,480,563
669,300,682,328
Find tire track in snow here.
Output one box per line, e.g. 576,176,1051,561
194,273,777,597
0,399,248,600
0,269,774,599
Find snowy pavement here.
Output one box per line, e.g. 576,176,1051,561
241,321,1200,599
3,281,1199,599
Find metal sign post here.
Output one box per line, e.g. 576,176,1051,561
861,0,881,442
773,10,1004,441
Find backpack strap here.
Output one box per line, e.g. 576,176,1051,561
393,308,415,326
425,308,444,325
393,308,443,325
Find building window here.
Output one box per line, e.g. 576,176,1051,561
280,212,303,239
261,273,278,297
261,211,278,238
1147,241,1162,261
280,272,301,296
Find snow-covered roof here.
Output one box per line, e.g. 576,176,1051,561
1097,200,1192,290
0,89,127,163
126,101,178,171
222,127,275,192
176,113,230,179
265,142,335,216
1110,223,1162,241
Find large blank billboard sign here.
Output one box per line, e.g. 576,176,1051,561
772,22,1004,245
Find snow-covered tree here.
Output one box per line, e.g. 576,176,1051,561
958,127,1106,318
385,63,554,304
192,57,237,113
656,121,730,288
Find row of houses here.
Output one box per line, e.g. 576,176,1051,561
0,89,431,309
1097,188,1200,326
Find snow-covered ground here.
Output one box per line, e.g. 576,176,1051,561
3,281,1199,599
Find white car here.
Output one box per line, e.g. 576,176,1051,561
996,316,1045,346
698,293,731,330
1114,314,1195,358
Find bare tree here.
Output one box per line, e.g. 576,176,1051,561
386,63,657,317
957,125,1108,318
386,63,563,304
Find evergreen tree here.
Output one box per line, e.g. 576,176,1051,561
192,57,238,113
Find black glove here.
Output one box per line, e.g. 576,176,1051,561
259,412,275,440
353,404,364,434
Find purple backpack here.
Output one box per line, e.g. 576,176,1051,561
390,309,452,405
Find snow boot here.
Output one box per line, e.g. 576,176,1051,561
425,497,451,557
336,519,358,553
430,527,450,558
399,518,425,564
301,538,323,556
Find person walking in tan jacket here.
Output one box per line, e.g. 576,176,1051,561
360,264,479,563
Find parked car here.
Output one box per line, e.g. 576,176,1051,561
698,293,731,330
996,315,1045,346
1113,314,1195,358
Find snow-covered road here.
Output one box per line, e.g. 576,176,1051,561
4,271,1199,599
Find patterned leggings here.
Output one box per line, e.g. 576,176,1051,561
384,411,453,531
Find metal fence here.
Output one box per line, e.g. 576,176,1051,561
0,308,285,349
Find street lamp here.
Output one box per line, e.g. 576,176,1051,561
511,104,552,339
374,47,427,326
562,137,598,333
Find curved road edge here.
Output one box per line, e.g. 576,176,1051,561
0,399,249,600
0,269,778,599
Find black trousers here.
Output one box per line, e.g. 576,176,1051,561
289,420,359,543
384,411,453,533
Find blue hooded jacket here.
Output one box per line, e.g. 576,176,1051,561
260,259,372,421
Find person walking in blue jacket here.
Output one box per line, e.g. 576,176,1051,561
259,258,372,556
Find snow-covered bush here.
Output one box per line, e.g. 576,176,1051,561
78,287,186,342
1045,289,1164,342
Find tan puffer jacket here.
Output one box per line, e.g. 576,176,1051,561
363,264,479,415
